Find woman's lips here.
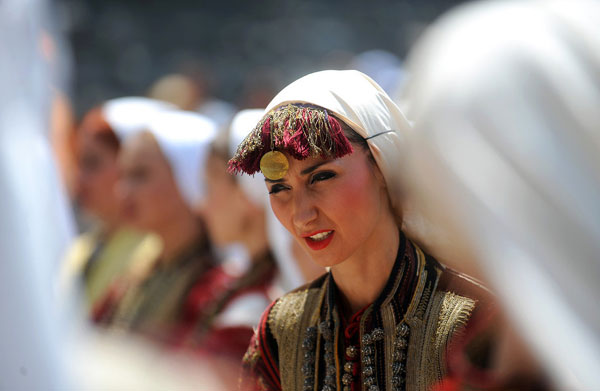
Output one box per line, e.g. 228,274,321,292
302,230,334,251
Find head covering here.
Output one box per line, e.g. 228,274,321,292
230,70,412,220
146,110,217,209
404,0,600,388
228,109,305,290
102,97,175,141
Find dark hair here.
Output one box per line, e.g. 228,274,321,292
337,118,368,150
337,117,376,165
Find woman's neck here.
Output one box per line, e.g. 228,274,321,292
157,211,204,263
331,219,400,315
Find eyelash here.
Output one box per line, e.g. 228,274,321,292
310,171,336,184
268,184,289,194
268,171,336,195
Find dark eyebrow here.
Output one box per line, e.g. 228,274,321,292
300,161,329,175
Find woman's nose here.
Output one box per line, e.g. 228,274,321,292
292,190,318,229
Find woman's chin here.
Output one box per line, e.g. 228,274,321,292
308,253,344,270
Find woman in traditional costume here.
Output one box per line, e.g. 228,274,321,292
229,70,494,391
93,110,224,341
402,1,600,389
60,97,172,313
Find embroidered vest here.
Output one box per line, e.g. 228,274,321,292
267,239,479,391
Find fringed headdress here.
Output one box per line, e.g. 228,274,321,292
227,104,353,180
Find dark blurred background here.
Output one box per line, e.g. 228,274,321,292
54,0,465,116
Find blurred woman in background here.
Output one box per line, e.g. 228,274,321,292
93,110,219,342
60,97,172,313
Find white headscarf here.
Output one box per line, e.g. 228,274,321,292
264,70,412,221
102,97,175,141
404,0,600,388
146,110,217,209
228,109,305,291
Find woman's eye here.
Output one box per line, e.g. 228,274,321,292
268,184,289,194
310,171,336,184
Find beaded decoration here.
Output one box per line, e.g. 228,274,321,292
301,319,410,391
391,323,410,391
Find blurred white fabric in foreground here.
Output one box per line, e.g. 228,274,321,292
0,0,74,388
404,0,600,388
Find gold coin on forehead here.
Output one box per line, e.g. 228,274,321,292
260,151,289,180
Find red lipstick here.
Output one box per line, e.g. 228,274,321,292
302,230,334,251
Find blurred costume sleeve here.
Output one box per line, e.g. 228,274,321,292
59,227,153,312
188,251,276,361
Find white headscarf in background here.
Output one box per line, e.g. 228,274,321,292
404,0,600,388
228,109,305,291
102,97,174,141
147,110,217,209
264,70,412,222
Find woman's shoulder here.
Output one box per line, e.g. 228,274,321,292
271,272,327,310
422,266,497,367
240,273,329,391
258,272,328,337
284,271,329,296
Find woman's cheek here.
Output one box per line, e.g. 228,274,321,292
332,173,372,214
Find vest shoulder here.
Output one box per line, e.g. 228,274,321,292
267,273,327,337
432,289,477,344
428,267,495,348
